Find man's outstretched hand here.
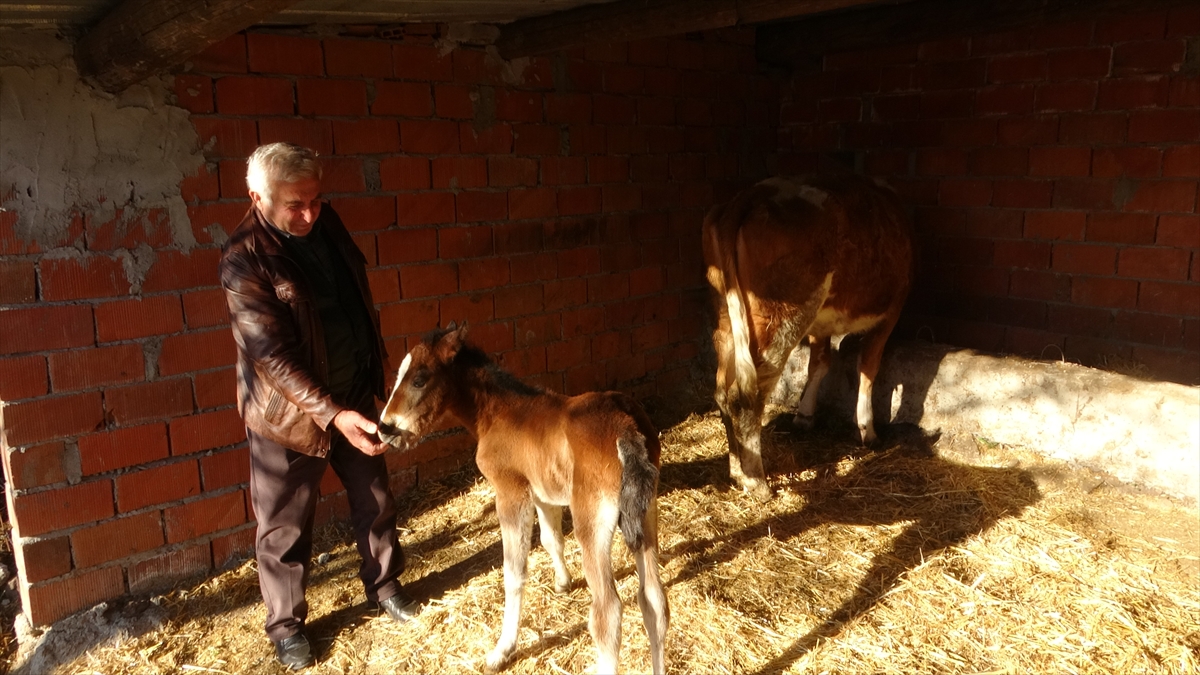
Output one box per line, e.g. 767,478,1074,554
333,409,391,456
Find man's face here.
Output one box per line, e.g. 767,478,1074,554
252,177,322,236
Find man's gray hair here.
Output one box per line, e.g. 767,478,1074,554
246,143,322,204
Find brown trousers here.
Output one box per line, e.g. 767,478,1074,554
248,426,404,641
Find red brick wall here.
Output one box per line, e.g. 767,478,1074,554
777,6,1199,383
0,25,777,625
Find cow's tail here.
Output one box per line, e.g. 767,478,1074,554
616,431,659,551
703,214,758,407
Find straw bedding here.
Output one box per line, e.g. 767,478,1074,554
18,402,1200,674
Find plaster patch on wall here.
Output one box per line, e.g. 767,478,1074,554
0,30,205,253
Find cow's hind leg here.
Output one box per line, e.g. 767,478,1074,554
722,404,770,501
634,501,669,675
534,499,571,593
855,314,900,446
485,485,534,674
574,497,622,675
793,335,831,430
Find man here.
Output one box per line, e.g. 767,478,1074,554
220,143,418,670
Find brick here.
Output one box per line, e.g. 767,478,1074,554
379,156,430,190
495,285,544,319
459,258,510,292
105,379,194,426
456,192,507,223
401,263,458,299
192,118,259,158
0,259,34,304
297,78,367,116
324,39,392,77
333,119,400,155
16,536,71,583
12,479,114,537
1086,212,1157,244
195,367,237,410
181,289,228,330
142,248,222,293
1054,180,1116,210
439,294,495,326
215,76,293,115
247,33,323,75
3,391,103,446
1164,146,1200,178
493,222,543,256
258,118,334,155
542,157,587,185
1119,247,1191,280
0,355,47,401
200,446,250,491
433,83,474,119
1092,147,1163,178
173,74,214,114
1114,310,1187,348
378,299,440,337
40,255,127,301
439,225,494,259
4,441,69,489
547,93,592,124
394,44,453,81
938,179,991,207
49,344,143,392
513,314,561,349
1072,277,1138,309
507,188,558,220
512,124,561,155
212,526,256,568
510,253,557,284
1025,211,1087,241
1034,81,1097,112
373,81,433,117
461,122,514,154
1157,215,1200,247
488,157,539,188
1048,47,1111,80
1059,113,1126,144
603,185,642,213
190,33,247,74
189,200,250,242
992,180,1054,209
25,565,125,627
558,187,602,216
72,511,165,568
116,460,201,513
1129,110,1200,143
158,329,236,377
330,196,397,232
1029,147,1090,177
1052,243,1117,275
170,408,245,455
79,423,170,476
433,157,487,189
1123,181,1197,213
396,193,455,227
401,120,460,154
1098,77,1170,110
1113,41,1187,76
128,543,212,595
495,89,543,122
1140,281,1200,316
378,228,438,265
95,295,184,342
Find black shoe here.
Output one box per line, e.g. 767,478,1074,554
273,632,314,670
374,591,420,623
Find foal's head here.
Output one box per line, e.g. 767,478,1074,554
377,322,468,449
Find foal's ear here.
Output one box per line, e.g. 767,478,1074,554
437,320,469,360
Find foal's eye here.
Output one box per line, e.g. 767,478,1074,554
412,374,428,389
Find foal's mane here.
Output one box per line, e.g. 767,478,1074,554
422,327,543,397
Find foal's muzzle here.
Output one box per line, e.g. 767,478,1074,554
377,422,416,450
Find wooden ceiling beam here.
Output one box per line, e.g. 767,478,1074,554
496,0,894,60
758,0,1194,70
76,0,300,93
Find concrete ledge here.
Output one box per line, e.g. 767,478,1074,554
772,340,1200,503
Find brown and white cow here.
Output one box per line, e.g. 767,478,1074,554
702,174,913,499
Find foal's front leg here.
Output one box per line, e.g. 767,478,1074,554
485,487,534,674
534,499,571,593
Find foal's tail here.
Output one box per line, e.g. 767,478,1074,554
616,431,659,551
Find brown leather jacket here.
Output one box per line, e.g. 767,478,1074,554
220,204,387,457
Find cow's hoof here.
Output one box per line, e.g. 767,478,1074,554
743,479,773,502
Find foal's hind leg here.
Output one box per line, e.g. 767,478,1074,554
793,335,831,430
855,313,900,446
634,501,669,675
574,499,622,675
533,499,571,593
485,485,534,674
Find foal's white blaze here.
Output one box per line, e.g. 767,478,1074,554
385,352,419,432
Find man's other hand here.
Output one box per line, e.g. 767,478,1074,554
332,410,391,456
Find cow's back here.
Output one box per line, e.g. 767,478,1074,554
703,174,912,336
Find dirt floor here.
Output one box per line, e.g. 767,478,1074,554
1,395,1197,675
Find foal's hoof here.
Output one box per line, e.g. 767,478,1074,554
484,647,512,674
